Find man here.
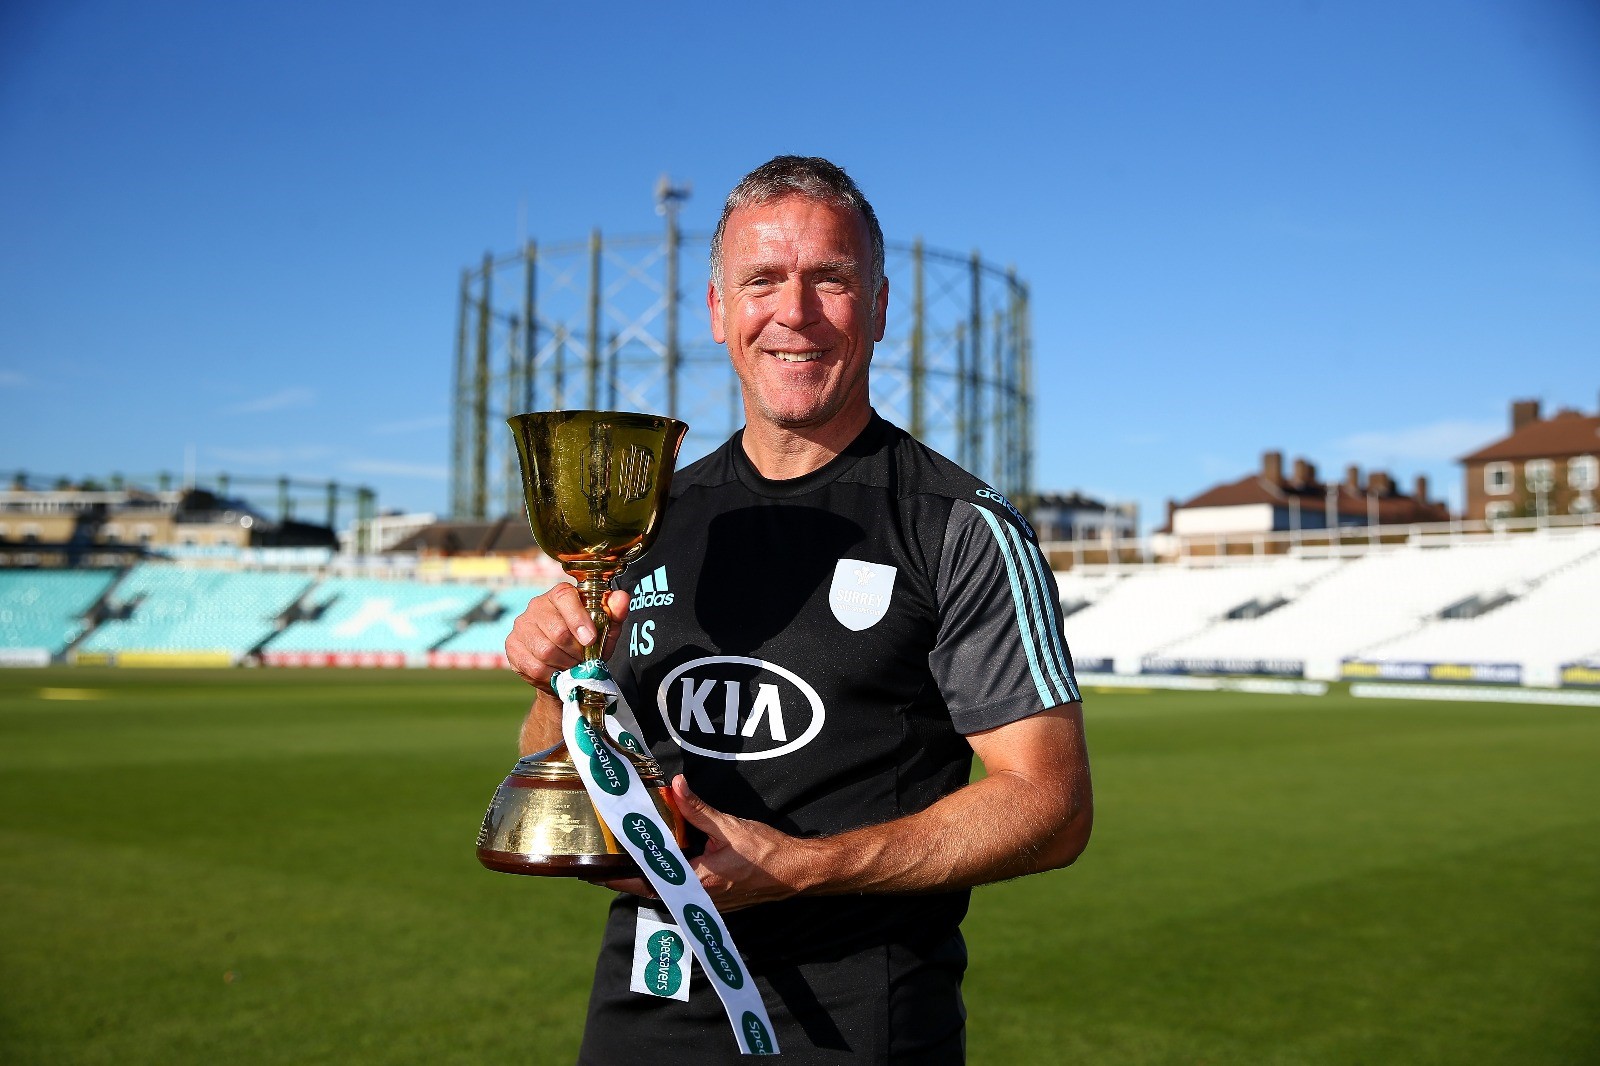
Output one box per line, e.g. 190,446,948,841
506,156,1092,1063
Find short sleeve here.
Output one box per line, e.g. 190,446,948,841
929,501,1082,733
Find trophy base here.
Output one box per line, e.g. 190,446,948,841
476,848,647,878
475,742,684,879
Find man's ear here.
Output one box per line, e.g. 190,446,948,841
707,280,726,345
872,275,889,342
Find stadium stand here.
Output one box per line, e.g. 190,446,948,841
74,565,312,666
1060,557,1339,673
1120,529,1600,681
429,583,556,667
1358,538,1600,686
260,577,488,666
0,569,118,664
6,525,1596,688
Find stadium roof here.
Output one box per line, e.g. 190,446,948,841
390,516,540,555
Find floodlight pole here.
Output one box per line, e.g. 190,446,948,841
472,252,493,520
587,230,601,411
657,176,691,419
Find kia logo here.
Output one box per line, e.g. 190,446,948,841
655,656,825,761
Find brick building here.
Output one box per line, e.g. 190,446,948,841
1458,398,1600,523
1166,451,1449,537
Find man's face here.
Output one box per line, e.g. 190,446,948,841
709,195,888,435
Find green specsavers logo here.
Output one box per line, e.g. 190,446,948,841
681,903,743,989
571,716,629,796
623,814,686,885
742,1011,775,1054
642,929,685,998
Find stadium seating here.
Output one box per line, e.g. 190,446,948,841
7,526,1596,685
260,578,488,665
75,565,312,663
1361,538,1600,684
430,584,556,666
1143,531,1600,679
1060,557,1338,672
0,569,118,660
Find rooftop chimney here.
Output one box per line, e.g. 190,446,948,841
1367,471,1394,496
1414,474,1429,504
1345,465,1361,491
1262,450,1284,485
1511,399,1541,431
1292,458,1316,487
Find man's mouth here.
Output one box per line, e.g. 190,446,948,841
767,349,824,363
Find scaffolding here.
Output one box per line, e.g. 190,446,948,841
451,204,1033,519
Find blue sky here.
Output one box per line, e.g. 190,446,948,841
3,0,1597,531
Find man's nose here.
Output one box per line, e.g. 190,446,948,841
774,278,818,329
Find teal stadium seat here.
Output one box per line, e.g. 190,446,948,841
0,570,118,658
76,565,312,662
261,578,489,666
430,584,555,667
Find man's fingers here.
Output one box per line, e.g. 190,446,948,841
671,775,728,841
550,583,599,647
601,590,631,658
584,874,656,899
605,589,631,623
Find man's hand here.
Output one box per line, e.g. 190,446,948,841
674,776,818,911
505,583,630,690
506,583,629,755
584,776,816,912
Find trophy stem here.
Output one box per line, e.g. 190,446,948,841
574,572,616,735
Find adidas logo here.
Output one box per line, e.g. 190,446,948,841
630,565,676,609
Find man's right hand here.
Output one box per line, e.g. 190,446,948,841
504,583,631,693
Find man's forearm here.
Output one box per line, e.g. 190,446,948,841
666,704,1092,912
517,690,564,756
795,762,1092,896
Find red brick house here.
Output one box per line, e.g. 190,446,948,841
1166,451,1449,537
1459,398,1600,522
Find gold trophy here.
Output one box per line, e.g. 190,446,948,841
476,410,689,877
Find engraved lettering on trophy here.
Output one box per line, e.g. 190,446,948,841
583,428,613,518
618,444,653,502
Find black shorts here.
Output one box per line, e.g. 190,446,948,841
577,899,968,1065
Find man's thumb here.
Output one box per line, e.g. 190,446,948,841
671,775,725,840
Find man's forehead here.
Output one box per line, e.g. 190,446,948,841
723,195,872,259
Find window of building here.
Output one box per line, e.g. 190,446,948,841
1525,458,1555,493
1570,455,1599,492
1484,501,1515,526
1572,493,1595,516
1484,462,1513,495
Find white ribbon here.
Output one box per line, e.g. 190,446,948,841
555,665,779,1056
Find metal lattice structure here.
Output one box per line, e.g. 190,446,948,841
451,210,1032,519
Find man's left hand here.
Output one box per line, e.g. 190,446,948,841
586,776,816,912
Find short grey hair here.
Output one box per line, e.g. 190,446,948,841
709,155,885,299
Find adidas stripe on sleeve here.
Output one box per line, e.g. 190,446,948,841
929,502,1081,733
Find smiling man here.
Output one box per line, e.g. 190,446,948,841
506,156,1092,1064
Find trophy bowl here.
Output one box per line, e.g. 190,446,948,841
476,410,689,878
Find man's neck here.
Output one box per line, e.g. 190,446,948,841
739,405,874,481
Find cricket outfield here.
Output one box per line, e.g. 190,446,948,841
2,669,1595,1063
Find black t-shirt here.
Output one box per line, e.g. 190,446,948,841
585,413,1080,1059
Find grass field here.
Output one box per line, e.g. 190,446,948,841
2,668,1597,1064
